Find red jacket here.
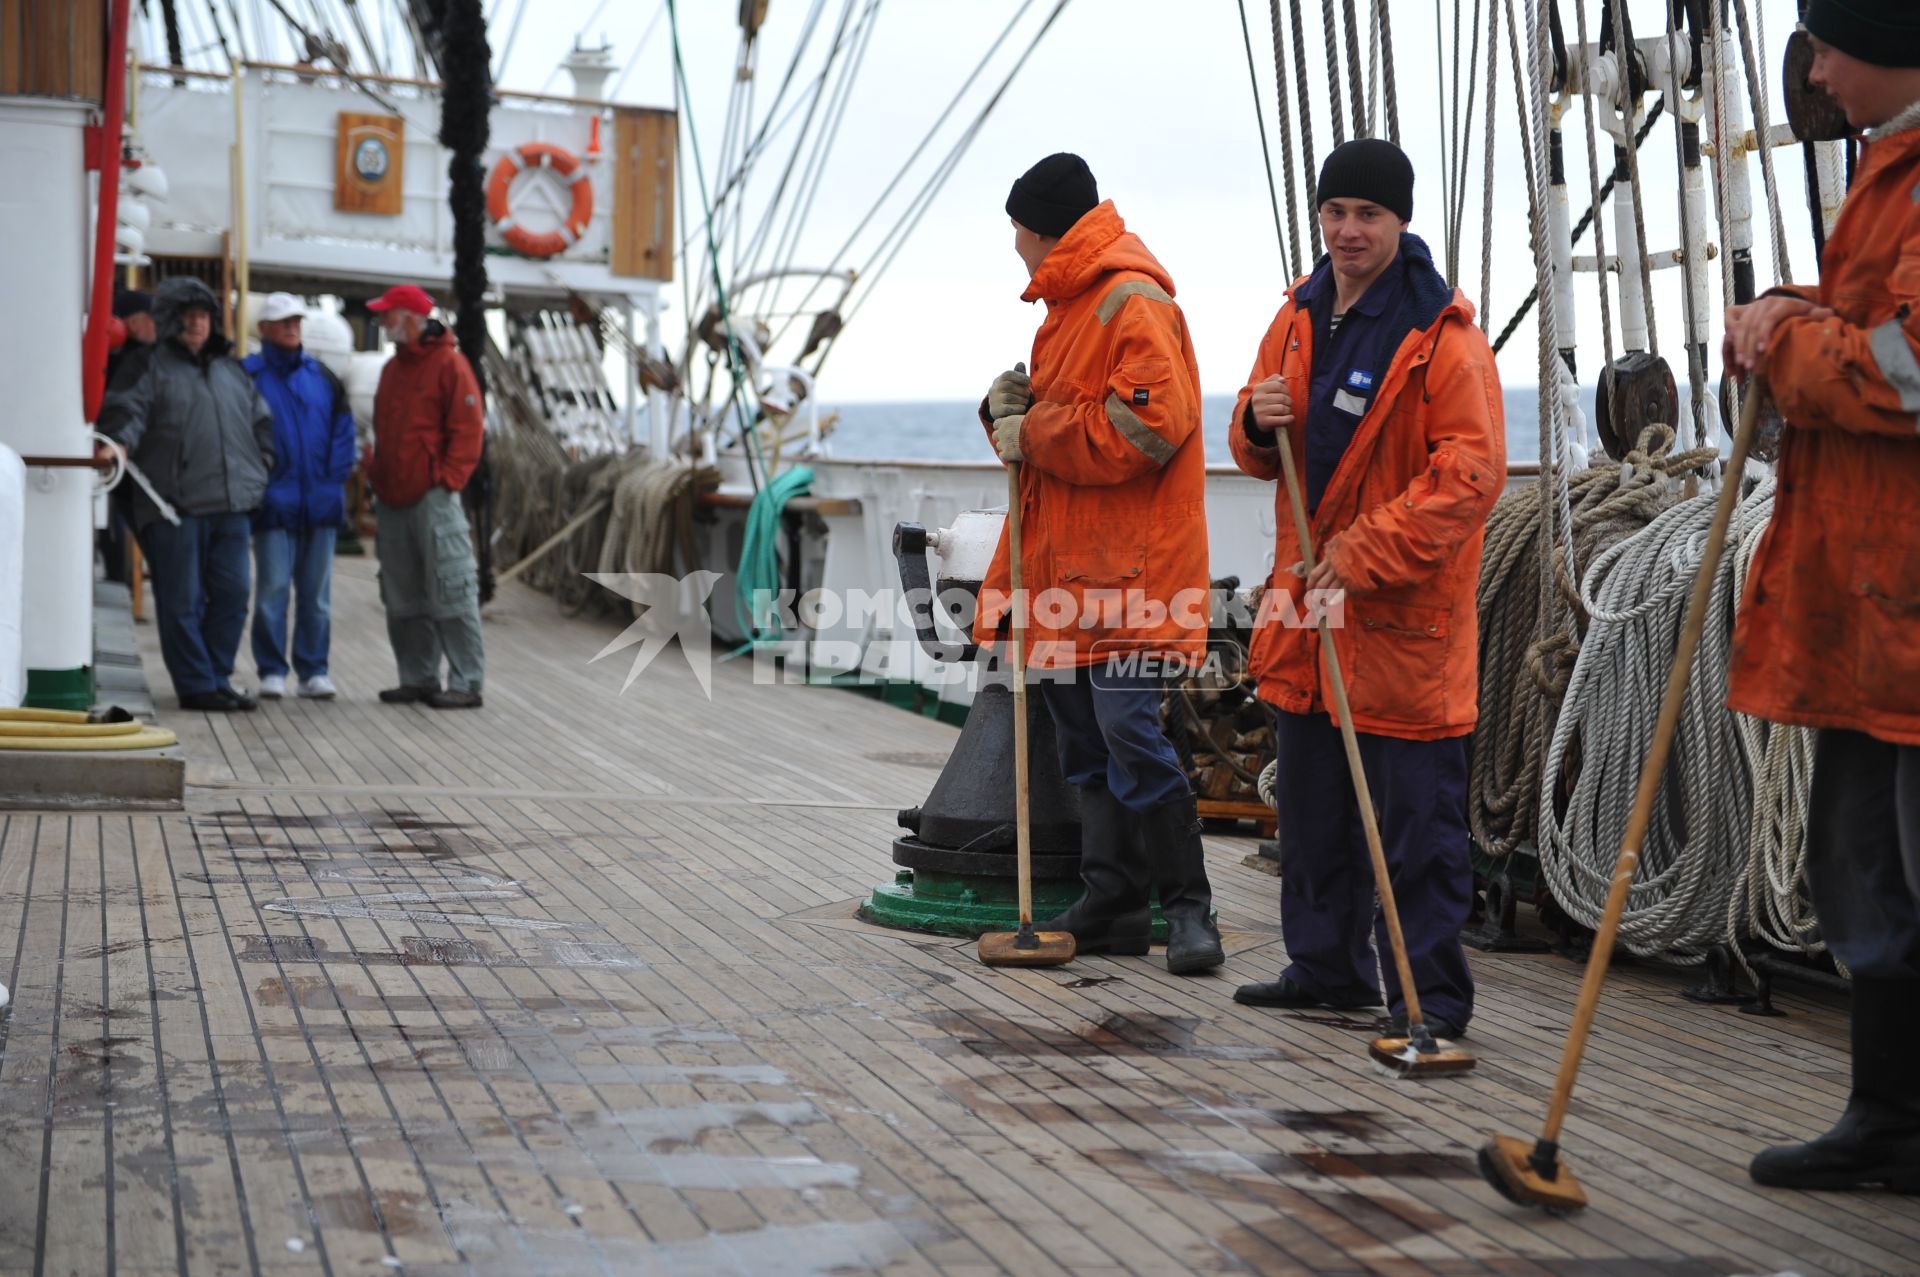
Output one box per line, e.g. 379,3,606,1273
1230,236,1504,740
369,325,484,508
972,201,1210,670
1728,116,1920,745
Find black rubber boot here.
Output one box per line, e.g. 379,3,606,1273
1037,785,1151,955
1750,977,1920,1192
1145,792,1224,975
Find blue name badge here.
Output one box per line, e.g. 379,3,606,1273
1345,368,1375,390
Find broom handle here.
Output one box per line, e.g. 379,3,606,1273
1007,461,1034,928
1538,379,1766,1145
1275,426,1427,1031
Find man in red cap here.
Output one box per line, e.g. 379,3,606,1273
365,284,486,708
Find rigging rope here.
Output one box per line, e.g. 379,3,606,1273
1449,0,1485,284
1376,0,1398,144
608,2,669,102
762,0,1034,330
1342,0,1367,137
1434,0,1454,264
1732,0,1792,284
1290,0,1323,257
1490,96,1666,356
1322,0,1346,145
440,0,493,601
1269,0,1306,274
669,0,770,491
1238,0,1292,277
812,0,1074,350
161,0,185,69
1478,0,1499,328
1607,0,1661,355
1662,11,1712,449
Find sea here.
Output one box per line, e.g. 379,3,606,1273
821,387,1584,466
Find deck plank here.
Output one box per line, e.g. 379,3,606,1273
0,560,1915,1274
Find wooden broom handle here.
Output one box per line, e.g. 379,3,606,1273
1274,425,1429,1032
1538,379,1768,1143
1007,461,1033,927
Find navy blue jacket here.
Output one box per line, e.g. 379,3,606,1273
243,344,356,530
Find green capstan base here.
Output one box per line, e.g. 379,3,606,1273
858,867,1171,943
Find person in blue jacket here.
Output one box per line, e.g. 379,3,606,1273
243,293,357,699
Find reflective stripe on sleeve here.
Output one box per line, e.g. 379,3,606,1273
1105,392,1176,466
1868,316,1920,418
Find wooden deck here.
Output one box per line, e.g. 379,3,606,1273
1,557,1915,1276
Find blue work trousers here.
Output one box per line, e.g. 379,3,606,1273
1037,670,1190,812
137,513,252,698
1805,729,1920,981
251,525,336,680
1271,709,1476,1028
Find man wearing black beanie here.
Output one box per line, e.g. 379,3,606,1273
1721,4,1920,1195
974,153,1223,975
1226,139,1503,1042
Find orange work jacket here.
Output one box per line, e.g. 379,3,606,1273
1229,236,1504,740
1728,114,1920,745
973,201,1209,671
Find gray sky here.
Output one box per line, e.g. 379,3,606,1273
522,0,1814,412
161,0,1821,412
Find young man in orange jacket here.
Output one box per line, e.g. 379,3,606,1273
976,153,1222,974
1228,140,1503,1036
1723,0,1920,1194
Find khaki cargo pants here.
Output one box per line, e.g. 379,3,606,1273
374,486,485,693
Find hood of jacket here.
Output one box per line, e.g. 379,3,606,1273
152,276,232,360
395,320,457,363
1021,201,1176,306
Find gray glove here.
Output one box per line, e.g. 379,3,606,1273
992,412,1025,462
987,367,1032,420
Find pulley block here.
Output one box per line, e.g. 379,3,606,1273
1594,352,1678,461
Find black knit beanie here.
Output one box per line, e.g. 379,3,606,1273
1316,138,1415,222
1006,153,1099,239
1805,0,1920,68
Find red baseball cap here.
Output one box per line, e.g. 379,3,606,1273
366,284,436,316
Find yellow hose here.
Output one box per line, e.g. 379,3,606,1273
0,720,143,737
0,708,177,750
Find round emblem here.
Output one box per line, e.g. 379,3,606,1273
353,137,390,182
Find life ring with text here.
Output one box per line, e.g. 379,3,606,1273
485,142,593,258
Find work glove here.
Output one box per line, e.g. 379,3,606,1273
992,412,1025,462
987,366,1032,420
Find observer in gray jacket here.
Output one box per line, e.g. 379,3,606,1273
99,277,276,712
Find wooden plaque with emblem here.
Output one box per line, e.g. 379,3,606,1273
335,112,404,215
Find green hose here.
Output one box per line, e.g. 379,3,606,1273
732,465,814,647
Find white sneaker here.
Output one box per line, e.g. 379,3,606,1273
297,674,338,699
258,674,286,699
0,982,10,1011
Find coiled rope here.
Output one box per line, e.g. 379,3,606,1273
1727,500,1824,969
1535,475,1778,962
1471,427,1717,858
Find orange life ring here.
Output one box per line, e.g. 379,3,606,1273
485,142,593,258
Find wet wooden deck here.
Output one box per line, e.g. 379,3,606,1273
2,557,1916,1275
